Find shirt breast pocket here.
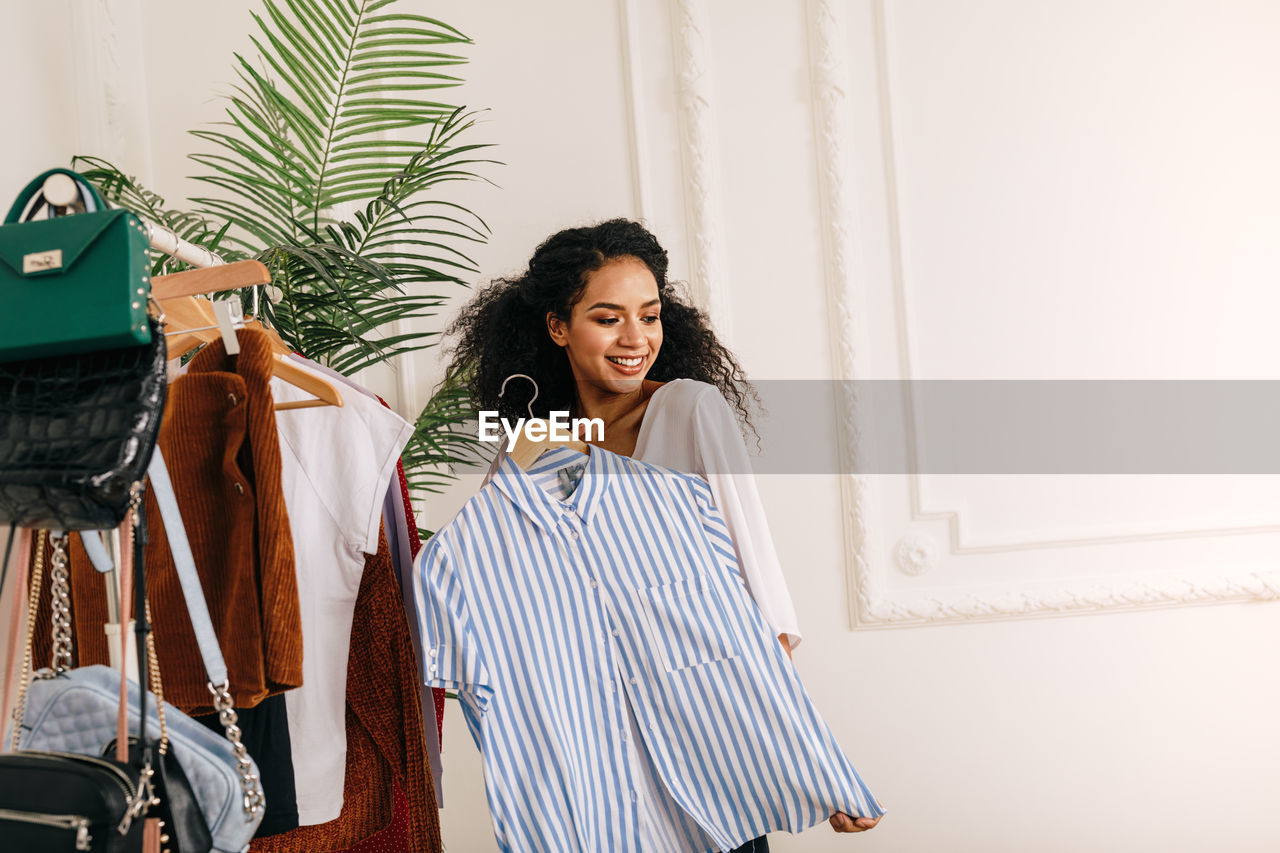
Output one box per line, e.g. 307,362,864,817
640,576,740,673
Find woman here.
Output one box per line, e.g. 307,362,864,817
446,219,881,848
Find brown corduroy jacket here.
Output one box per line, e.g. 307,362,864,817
43,330,305,713
147,328,302,711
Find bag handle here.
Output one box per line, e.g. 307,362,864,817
109,504,163,831
129,488,158,772
0,527,33,752
5,168,107,224
116,519,136,762
146,452,229,685
147,450,265,814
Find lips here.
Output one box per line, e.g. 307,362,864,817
606,354,645,375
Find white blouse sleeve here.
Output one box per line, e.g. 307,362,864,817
689,385,803,649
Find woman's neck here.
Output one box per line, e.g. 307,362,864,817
569,380,662,455
572,384,645,425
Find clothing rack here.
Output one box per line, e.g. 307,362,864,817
143,219,224,269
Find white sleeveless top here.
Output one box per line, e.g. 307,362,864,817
484,377,802,648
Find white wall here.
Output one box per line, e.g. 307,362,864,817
4,1,1279,851
0,2,78,184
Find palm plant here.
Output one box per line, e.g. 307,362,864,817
78,0,493,517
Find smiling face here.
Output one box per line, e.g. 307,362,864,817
546,256,663,398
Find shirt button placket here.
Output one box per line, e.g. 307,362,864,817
561,507,579,541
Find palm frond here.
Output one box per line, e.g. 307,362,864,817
72,156,238,273
403,365,491,536
75,0,493,513
192,0,474,236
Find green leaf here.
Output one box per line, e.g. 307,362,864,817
79,0,494,499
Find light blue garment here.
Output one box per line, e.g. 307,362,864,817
414,446,882,853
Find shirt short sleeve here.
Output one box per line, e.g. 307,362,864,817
273,366,413,557
413,537,494,709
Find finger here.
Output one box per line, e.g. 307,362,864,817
829,813,864,833
854,816,880,830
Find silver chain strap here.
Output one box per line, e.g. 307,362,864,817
48,532,73,674
208,681,265,815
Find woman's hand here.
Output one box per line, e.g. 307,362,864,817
829,812,881,833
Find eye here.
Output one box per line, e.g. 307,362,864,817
595,317,619,326
642,314,661,324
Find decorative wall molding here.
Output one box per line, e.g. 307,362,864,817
617,0,650,222
814,0,1280,628
867,1,1279,557
857,570,1280,627
912,502,1280,555
804,0,876,625
71,0,126,163
669,0,732,340
893,533,938,576
71,0,154,186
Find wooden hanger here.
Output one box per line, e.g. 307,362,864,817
499,374,588,469
159,296,290,359
271,356,345,410
152,259,271,300
152,261,343,410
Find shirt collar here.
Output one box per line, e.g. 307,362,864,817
492,445,613,532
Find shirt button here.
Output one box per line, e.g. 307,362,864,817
631,791,638,803
428,664,437,674
611,629,620,637
589,579,598,589
428,649,438,658
568,530,579,540
629,677,638,685
608,681,617,692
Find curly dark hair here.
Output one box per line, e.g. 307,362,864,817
444,218,758,439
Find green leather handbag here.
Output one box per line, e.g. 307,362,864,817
0,168,152,362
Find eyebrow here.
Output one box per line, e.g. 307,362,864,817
585,299,662,311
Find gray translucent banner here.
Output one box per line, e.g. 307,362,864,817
453,381,1280,475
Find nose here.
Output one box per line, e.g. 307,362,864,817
618,321,646,348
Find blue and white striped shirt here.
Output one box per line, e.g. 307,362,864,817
414,446,882,852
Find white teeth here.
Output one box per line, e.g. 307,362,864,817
607,356,643,367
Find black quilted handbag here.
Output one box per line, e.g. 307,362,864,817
0,317,167,529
